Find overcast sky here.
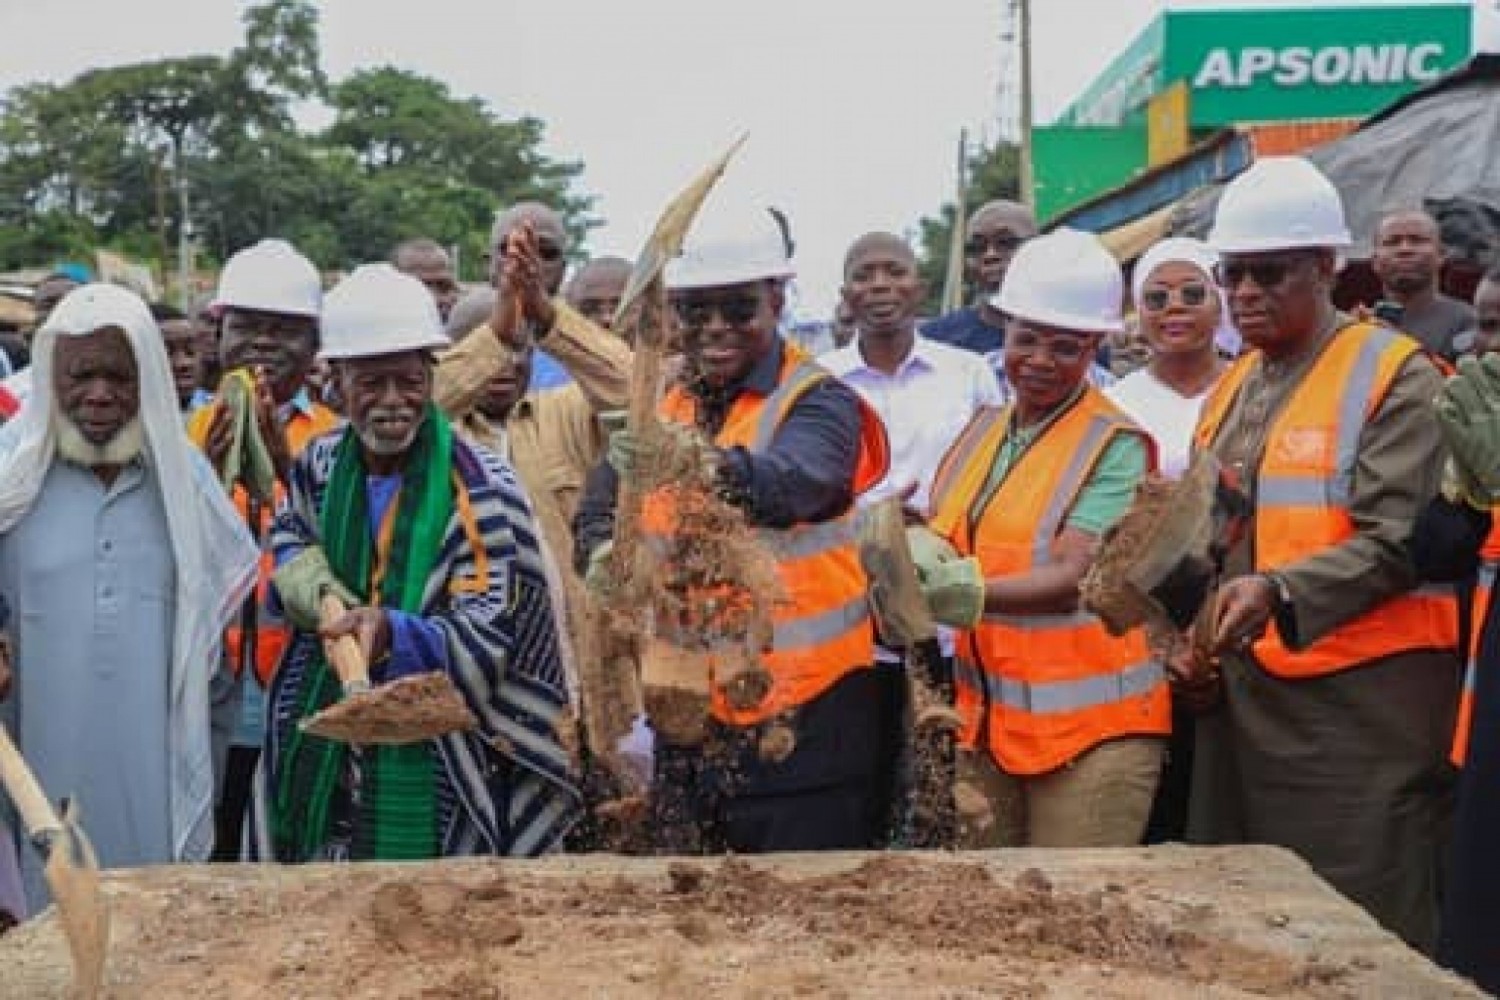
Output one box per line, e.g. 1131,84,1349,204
0,0,1478,313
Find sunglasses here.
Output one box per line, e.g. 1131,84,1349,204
1140,283,1210,312
1214,253,1313,289
964,233,1026,256
672,293,761,329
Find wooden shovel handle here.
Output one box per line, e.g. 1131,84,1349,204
319,594,369,689
0,723,60,839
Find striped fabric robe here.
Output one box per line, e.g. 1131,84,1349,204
251,429,580,859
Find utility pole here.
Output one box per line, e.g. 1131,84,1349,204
154,148,170,288
177,160,192,310
1018,0,1035,210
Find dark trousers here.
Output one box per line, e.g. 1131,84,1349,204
650,667,884,854
212,745,259,862
1143,707,1195,844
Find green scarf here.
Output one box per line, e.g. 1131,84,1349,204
273,403,454,861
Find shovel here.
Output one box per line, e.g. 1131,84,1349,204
0,724,108,999
298,594,477,745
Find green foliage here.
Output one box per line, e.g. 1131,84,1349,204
916,141,1021,314
0,0,590,286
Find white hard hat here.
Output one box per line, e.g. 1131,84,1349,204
211,238,321,318
665,193,795,291
995,228,1123,334
319,263,449,360
1208,156,1352,254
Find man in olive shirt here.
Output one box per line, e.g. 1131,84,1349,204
1185,159,1457,953
1371,209,1474,360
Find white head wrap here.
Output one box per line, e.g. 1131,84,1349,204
0,284,259,861
1132,237,1242,358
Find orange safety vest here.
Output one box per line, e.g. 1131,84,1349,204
928,388,1170,776
1194,322,1458,679
188,398,342,686
1452,517,1500,765
640,342,890,727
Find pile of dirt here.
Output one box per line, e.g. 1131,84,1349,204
1,849,1480,999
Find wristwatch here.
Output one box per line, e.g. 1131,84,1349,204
1261,572,1293,611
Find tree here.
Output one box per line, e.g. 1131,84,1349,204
916,141,1021,314
0,0,591,284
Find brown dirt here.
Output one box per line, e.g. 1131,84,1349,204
300,673,477,745
1,848,1480,999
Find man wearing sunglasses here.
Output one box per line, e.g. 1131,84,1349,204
573,199,892,854
922,200,1038,355
1185,156,1458,954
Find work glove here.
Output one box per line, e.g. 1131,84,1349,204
1436,353,1500,507
916,557,986,629
215,368,279,503
606,422,717,486
272,546,361,632
584,540,615,603
908,524,984,628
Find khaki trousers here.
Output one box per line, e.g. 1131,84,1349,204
956,736,1165,848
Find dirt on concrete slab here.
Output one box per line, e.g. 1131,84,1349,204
0,846,1483,999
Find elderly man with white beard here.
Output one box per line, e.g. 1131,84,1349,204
0,284,259,918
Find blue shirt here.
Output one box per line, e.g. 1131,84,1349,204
921,306,1005,355
529,349,572,390
363,474,451,682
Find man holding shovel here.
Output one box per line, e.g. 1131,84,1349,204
0,284,259,912
253,263,580,861
575,197,890,853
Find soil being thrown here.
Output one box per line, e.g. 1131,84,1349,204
6,848,1469,999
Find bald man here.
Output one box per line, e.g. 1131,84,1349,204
486,202,574,389
565,256,633,335
391,237,460,322
1371,209,1473,360
922,200,1038,355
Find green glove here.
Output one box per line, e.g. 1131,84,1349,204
218,368,277,504
1436,353,1500,506
584,540,615,602
906,525,960,572
271,546,361,631
918,557,986,629
606,422,716,485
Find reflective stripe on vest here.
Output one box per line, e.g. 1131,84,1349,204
1453,558,1498,766
642,341,887,725
1195,323,1459,680
929,388,1170,775
955,658,1163,715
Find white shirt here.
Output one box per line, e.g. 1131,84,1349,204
821,334,1003,514
1105,368,1217,479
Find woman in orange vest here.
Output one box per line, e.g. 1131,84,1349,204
573,197,891,854
918,229,1170,848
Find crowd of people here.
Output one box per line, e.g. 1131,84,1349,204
0,153,1497,992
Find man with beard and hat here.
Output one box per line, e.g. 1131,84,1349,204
0,284,259,914
253,264,580,861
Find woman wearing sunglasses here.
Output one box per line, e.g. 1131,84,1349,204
1107,238,1235,479
915,229,1169,848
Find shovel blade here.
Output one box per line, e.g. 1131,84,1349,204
43,801,108,1000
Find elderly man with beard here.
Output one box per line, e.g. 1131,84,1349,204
253,264,580,861
0,284,258,915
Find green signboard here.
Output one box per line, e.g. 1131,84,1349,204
1032,126,1149,223
1164,4,1472,125
1056,3,1472,128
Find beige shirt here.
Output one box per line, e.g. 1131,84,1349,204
434,300,632,709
